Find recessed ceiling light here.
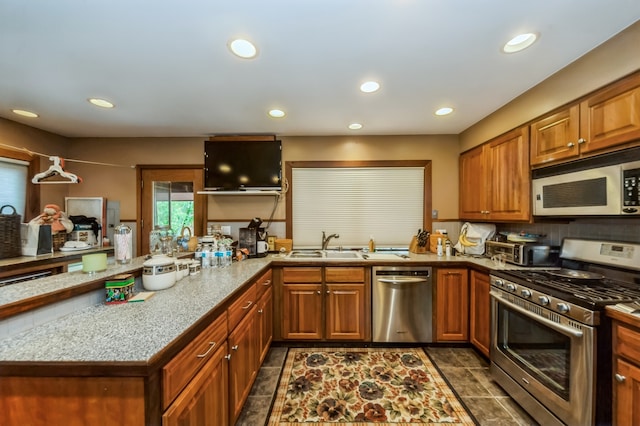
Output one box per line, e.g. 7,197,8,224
435,107,454,116
268,109,285,118
229,39,258,59
88,98,114,108
12,109,39,118
360,81,380,93
503,33,538,53
348,123,363,130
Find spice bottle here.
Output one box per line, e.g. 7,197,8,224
368,235,376,252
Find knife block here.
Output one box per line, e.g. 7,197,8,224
409,236,428,253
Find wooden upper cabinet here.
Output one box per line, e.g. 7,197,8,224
580,73,640,155
459,144,487,219
460,126,530,222
530,105,580,165
531,72,640,167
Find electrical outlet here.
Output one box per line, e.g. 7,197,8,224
221,225,231,235
432,209,438,219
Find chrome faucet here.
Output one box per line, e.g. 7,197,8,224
322,231,339,250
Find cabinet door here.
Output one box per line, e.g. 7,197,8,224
163,342,229,426
257,285,273,365
486,127,531,221
581,73,640,155
282,284,323,340
459,144,488,220
469,270,491,357
436,268,469,341
614,358,640,426
228,308,257,424
530,105,580,166
326,283,366,340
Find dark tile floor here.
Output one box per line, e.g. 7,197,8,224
236,346,538,426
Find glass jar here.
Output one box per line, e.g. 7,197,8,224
114,224,133,264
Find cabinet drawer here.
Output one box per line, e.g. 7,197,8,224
283,267,322,283
228,284,258,331
163,312,228,408
255,269,273,300
325,267,365,283
615,322,640,362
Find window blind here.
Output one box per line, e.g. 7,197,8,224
292,167,424,249
0,157,29,218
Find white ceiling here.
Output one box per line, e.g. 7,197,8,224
1,1,639,138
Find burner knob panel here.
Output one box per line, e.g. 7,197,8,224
521,289,532,298
538,296,550,305
506,283,516,292
557,303,570,313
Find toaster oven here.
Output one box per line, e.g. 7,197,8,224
485,241,560,266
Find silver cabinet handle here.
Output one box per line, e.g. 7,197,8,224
232,344,239,351
567,142,575,148
326,290,330,294
258,309,263,314
316,290,321,295
241,301,253,310
225,354,231,361
578,138,586,144
615,373,626,383
196,341,217,358
262,280,272,286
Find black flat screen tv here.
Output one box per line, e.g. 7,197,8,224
204,140,282,191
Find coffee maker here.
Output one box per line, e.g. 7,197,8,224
239,218,268,258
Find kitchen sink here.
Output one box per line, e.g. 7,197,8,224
324,251,360,259
287,250,361,259
288,250,324,258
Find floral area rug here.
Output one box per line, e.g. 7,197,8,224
268,347,476,425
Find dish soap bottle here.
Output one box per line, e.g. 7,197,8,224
437,237,444,257
368,235,376,252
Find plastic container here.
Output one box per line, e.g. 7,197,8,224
113,224,132,264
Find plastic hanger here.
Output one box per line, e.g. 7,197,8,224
32,156,82,184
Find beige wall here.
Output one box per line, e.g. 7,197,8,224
65,134,460,221
460,21,640,151
0,117,71,216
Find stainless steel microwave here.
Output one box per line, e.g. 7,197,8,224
532,151,640,216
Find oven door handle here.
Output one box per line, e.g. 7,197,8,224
491,290,584,338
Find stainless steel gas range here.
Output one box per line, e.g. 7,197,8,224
490,238,640,426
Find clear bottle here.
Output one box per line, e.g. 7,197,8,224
437,237,444,257
113,224,132,264
214,242,224,268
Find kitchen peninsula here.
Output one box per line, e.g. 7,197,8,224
0,251,503,425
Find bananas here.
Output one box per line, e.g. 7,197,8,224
458,230,478,247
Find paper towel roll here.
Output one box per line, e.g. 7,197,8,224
82,253,107,273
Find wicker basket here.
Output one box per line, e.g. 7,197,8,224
52,232,68,251
0,205,22,259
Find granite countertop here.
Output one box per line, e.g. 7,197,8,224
0,251,514,365
0,257,270,363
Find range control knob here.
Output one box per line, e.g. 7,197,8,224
506,283,516,292
494,279,504,288
538,296,550,306
521,289,532,298
557,303,570,313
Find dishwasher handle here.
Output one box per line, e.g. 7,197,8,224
377,277,429,284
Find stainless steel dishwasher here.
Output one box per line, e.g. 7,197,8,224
372,266,433,342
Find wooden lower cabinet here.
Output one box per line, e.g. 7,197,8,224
469,270,490,357
435,268,469,341
280,266,369,341
326,283,366,340
228,296,259,425
163,341,229,426
611,313,640,426
257,285,273,365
